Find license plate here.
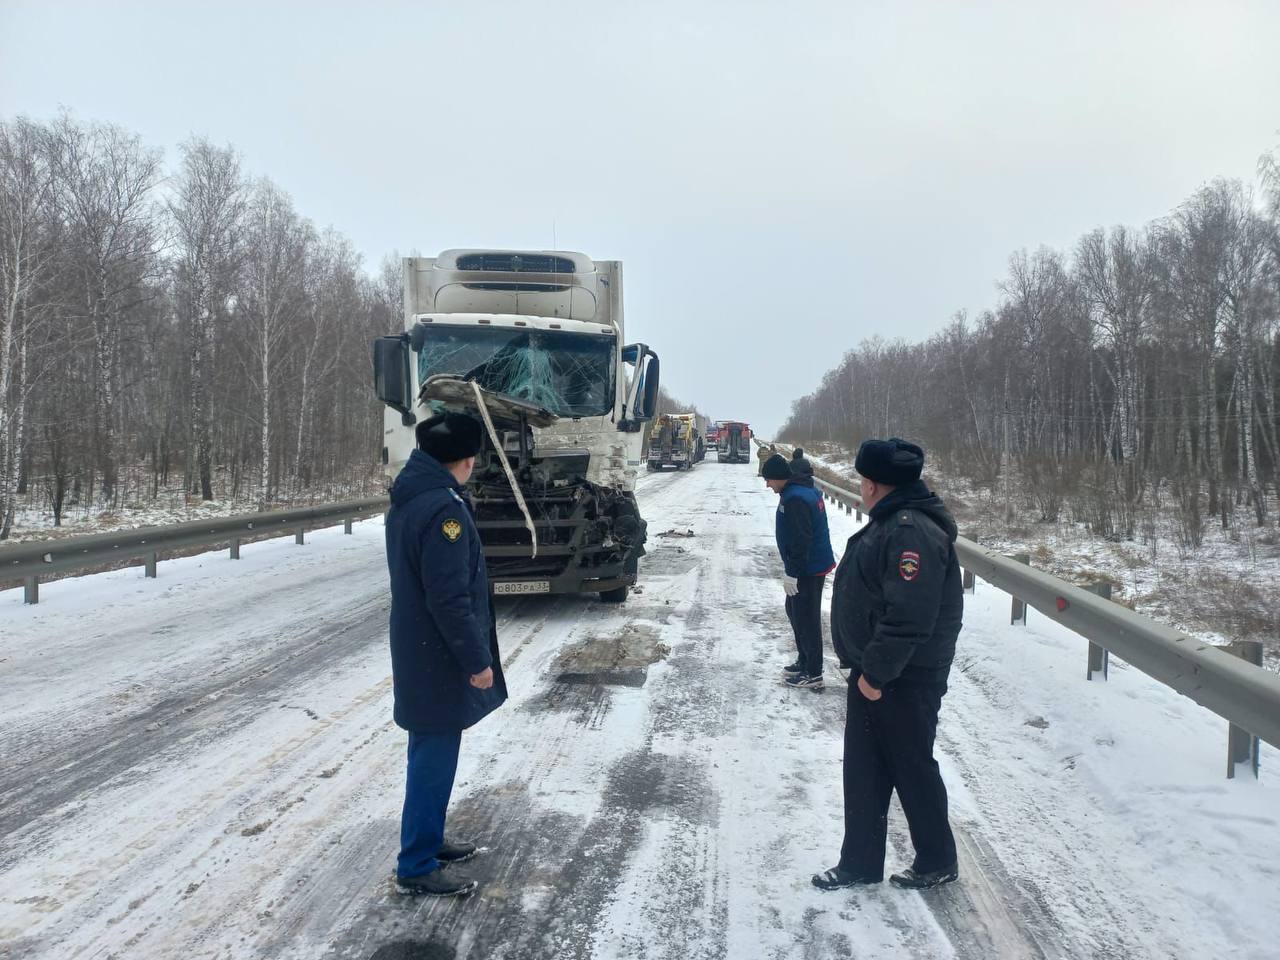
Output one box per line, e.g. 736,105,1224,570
494,580,551,595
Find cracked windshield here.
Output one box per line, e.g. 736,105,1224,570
418,325,614,418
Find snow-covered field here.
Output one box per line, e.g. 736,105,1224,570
1,460,1277,958
4,473,383,544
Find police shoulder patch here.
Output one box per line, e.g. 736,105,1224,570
898,550,921,581
441,518,463,543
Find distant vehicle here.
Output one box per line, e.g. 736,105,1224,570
706,421,725,450
717,421,751,463
373,249,660,602
647,412,703,471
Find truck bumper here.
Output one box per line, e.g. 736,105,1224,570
475,488,645,597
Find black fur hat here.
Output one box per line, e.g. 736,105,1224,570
762,453,792,480
415,412,483,463
854,437,924,486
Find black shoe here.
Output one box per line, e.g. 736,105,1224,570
782,660,804,677
394,867,479,897
783,672,823,691
438,839,478,864
889,864,958,889
811,866,883,890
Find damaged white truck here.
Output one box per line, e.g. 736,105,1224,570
373,250,661,602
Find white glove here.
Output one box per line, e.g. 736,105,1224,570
782,575,799,597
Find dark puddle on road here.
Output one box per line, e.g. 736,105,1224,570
369,942,455,960
638,543,701,577
603,750,716,824
551,623,669,683
521,623,669,726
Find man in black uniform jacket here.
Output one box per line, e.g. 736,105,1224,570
790,448,815,488
813,437,962,892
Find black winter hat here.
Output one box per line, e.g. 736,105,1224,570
792,448,805,460
762,453,792,480
416,412,484,463
854,437,924,486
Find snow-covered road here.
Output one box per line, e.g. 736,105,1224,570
2,462,1278,959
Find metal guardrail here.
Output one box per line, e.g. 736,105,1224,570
758,438,1279,774
1,496,389,604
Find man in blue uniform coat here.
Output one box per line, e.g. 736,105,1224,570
385,411,508,897
763,452,836,690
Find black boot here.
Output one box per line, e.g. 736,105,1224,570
438,839,478,864
889,863,958,889
395,867,479,897
782,660,804,677
811,866,882,890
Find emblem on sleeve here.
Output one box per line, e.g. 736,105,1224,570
442,518,463,543
898,550,921,581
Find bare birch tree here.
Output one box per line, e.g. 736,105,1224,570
241,178,305,506
48,114,161,504
169,137,246,501
0,118,56,536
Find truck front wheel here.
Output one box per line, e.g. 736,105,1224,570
599,585,629,603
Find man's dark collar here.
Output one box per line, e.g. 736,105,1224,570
868,479,929,520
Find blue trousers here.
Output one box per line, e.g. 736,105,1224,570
397,729,462,879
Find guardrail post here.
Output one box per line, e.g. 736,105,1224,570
961,532,978,594
230,538,240,560
295,527,305,545
1010,553,1030,625
344,518,353,534
145,552,157,578
855,507,863,522
1084,581,1111,680
24,575,38,604
1226,640,1263,780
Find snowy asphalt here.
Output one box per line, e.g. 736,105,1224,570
2,463,1278,959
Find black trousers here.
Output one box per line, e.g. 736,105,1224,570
784,574,826,676
839,675,956,877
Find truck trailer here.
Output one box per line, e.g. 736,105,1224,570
373,249,660,602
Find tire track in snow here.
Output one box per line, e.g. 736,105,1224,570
310,466,712,959
0,593,387,850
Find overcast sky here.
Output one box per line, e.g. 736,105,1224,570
3,1,1278,436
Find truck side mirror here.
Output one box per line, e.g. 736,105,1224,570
620,344,660,431
372,334,415,424
638,354,660,419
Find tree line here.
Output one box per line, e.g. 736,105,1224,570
0,112,404,538
780,154,1280,545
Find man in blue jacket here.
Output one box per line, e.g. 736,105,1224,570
762,452,836,690
385,411,508,897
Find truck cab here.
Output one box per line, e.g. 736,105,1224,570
373,250,660,602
